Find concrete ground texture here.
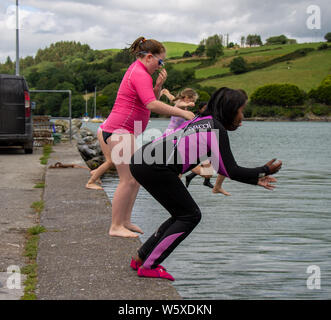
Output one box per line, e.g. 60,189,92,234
0,146,44,299
0,142,181,300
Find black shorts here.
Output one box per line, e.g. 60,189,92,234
102,131,112,144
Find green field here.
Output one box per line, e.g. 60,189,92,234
171,61,201,71
162,41,198,58
222,42,324,57
166,42,329,84
199,49,331,96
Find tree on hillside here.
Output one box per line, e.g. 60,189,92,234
240,36,246,48
114,48,133,64
60,95,85,118
194,44,205,56
103,82,120,110
287,39,297,44
246,34,262,47
204,34,224,60
183,51,192,58
35,41,92,63
325,32,331,42
266,35,288,45
0,56,14,74
21,56,35,68
230,57,248,74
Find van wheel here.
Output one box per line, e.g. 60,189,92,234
24,148,33,154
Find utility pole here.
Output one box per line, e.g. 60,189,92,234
85,90,88,116
94,87,97,118
16,0,20,75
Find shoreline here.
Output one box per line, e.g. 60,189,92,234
149,115,331,122
243,116,331,122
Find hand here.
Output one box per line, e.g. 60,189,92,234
176,100,195,109
265,158,282,174
258,175,277,190
155,69,167,88
182,110,195,120
160,88,170,96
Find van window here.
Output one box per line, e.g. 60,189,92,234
2,79,24,103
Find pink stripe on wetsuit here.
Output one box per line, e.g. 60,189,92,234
101,60,156,136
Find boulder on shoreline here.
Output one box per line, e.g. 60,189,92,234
54,119,115,171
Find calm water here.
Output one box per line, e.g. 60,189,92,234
84,120,331,299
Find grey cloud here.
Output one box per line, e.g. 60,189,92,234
0,0,330,62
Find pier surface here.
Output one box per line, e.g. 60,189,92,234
0,142,181,300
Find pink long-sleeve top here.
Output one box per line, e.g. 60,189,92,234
101,60,156,135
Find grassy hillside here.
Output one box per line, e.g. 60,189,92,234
199,48,331,96
165,42,330,96
162,41,198,58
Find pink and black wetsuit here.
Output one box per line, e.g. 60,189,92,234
130,115,270,269
101,59,156,143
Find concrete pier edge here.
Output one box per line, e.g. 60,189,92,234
35,141,181,300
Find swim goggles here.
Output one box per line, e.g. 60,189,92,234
138,51,164,66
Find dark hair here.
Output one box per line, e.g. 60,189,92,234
129,36,166,58
201,87,247,130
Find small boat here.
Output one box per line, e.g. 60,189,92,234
91,117,104,123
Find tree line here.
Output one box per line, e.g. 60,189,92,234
0,41,215,118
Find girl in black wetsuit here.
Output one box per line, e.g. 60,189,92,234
129,87,282,281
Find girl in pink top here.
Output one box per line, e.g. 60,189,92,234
102,37,195,238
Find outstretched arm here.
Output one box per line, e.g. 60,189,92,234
146,100,195,120
211,126,282,186
160,88,175,102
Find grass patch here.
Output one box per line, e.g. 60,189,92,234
40,144,53,165
33,182,45,189
30,201,44,214
21,263,38,300
21,225,46,300
171,61,201,71
28,225,47,236
21,140,51,299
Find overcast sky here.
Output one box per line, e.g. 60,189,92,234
0,0,330,62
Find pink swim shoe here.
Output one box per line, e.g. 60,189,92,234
137,266,175,281
130,257,166,271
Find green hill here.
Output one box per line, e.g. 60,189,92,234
199,47,331,96
162,41,198,58
167,42,331,96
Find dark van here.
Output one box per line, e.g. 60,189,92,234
0,74,33,153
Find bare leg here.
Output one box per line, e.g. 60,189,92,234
212,174,231,196
86,128,114,190
199,160,213,178
108,133,142,238
186,162,213,188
